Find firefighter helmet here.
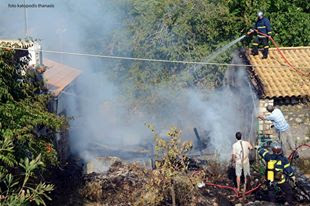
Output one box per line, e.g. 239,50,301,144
257,11,264,17
271,142,282,154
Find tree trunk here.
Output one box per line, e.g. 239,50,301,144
170,180,176,206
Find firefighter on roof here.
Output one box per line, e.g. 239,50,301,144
257,142,295,205
248,11,272,59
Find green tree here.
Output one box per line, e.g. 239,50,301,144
81,0,310,111
0,42,66,205
227,0,310,46
126,0,235,86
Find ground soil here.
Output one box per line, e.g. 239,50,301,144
49,157,310,206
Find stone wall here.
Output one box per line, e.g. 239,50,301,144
258,100,310,143
258,99,274,137
258,100,310,159
279,103,310,145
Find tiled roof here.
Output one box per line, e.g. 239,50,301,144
246,47,310,98
43,59,81,96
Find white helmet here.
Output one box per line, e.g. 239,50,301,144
257,11,264,17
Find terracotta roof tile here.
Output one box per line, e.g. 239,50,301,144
246,47,310,98
43,59,81,96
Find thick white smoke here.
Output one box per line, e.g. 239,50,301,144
0,0,258,162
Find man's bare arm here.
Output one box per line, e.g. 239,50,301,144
257,114,265,120
248,142,254,150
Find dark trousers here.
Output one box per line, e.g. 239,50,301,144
268,181,293,204
252,36,269,57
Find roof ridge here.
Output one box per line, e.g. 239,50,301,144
269,46,310,50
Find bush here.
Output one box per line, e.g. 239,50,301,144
135,126,207,206
0,43,66,205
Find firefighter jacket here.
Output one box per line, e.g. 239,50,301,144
254,17,272,37
258,147,294,184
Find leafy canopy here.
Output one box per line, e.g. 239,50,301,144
0,42,66,205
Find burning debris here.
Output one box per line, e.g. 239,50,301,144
79,159,310,206
293,169,310,202
78,127,310,206
80,161,148,204
80,160,214,205
84,156,122,174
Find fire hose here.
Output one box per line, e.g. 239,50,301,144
194,143,310,198
288,143,310,162
191,31,310,196
204,182,262,198
253,30,310,77
192,171,261,198
204,182,239,196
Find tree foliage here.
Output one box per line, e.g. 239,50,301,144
0,42,66,205
227,0,310,46
119,0,235,91
94,0,310,101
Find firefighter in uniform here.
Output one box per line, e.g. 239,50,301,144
258,142,295,205
248,11,272,59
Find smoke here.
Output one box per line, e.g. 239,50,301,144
64,56,257,161
0,0,258,161
186,55,258,159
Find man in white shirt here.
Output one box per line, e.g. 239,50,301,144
258,105,295,156
231,132,253,192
